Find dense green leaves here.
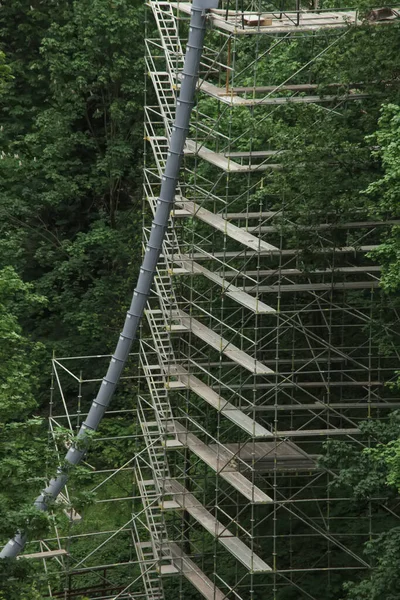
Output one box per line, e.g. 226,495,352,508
0,267,51,530
0,0,144,593
0,0,144,364
1,0,400,598
321,413,400,599
0,268,51,597
365,105,400,293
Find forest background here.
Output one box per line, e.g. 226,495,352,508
1,0,400,599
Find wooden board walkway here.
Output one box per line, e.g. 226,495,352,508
199,80,368,106
167,365,272,438
164,479,271,572
172,257,275,314
168,542,228,600
174,198,278,253
174,310,273,375
168,421,272,504
170,3,400,34
244,281,380,293
19,549,68,560
209,442,317,472
184,139,279,172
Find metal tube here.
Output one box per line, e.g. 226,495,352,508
0,0,219,559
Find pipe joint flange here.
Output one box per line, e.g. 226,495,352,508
81,421,95,432
171,125,190,133
176,99,195,108
139,265,153,274
92,396,109,409
119,326,138,342
152,219,168,229
161,173,179,182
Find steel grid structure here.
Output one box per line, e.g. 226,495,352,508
9,2,400,599
137,2,400,600
20,354,143,599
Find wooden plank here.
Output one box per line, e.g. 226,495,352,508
164,479,233,537
168,542,227,600
246,402,400,411
162,439,184,449
166,323,188,332
223,266,382,278
175,310,273,375
245,281,380,293
190,245,380,260
275,428,360,437
164,479,271,572
171,2,399,34
199,80,367,106
220,537,272,572
172,258,275,314
165,380,187,389
168,365,272,438
184,139,279,172
159,564,180,575
169,421,272,504
160,500,181,510
20,549,68,560
244,219,400,234
209,441,317,472
230,83,370,93
223,150,279,158
175,199,278,253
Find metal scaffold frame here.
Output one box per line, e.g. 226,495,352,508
138,2,400,600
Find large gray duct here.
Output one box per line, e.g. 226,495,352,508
0,0,218,560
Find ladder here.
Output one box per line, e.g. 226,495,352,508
135,421,179,567
147,2,185,135
132,472,175,600
150,2,184,80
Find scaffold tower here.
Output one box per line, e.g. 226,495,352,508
137,2,400,600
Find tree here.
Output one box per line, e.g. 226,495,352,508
0,267,51,598
320,413,400,599
365,104,400,294
0,0,144,369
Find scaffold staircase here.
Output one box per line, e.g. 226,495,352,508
150,1,184,80
140,1,277,598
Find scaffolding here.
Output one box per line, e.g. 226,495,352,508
14,2,400,599
137,2,400,599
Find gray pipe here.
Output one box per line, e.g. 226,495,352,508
0,0,218,560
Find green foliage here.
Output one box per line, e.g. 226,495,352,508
0,268,51,535
0,0,144,363
0,268,53,597
321,413,400,599
344,528,400,600
365,105,400,293
321,415,400,500
0,558,45,600
0,1,144,592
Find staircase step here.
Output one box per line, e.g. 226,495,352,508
159,563,180,576
162,438,184,449
159,500,181,510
